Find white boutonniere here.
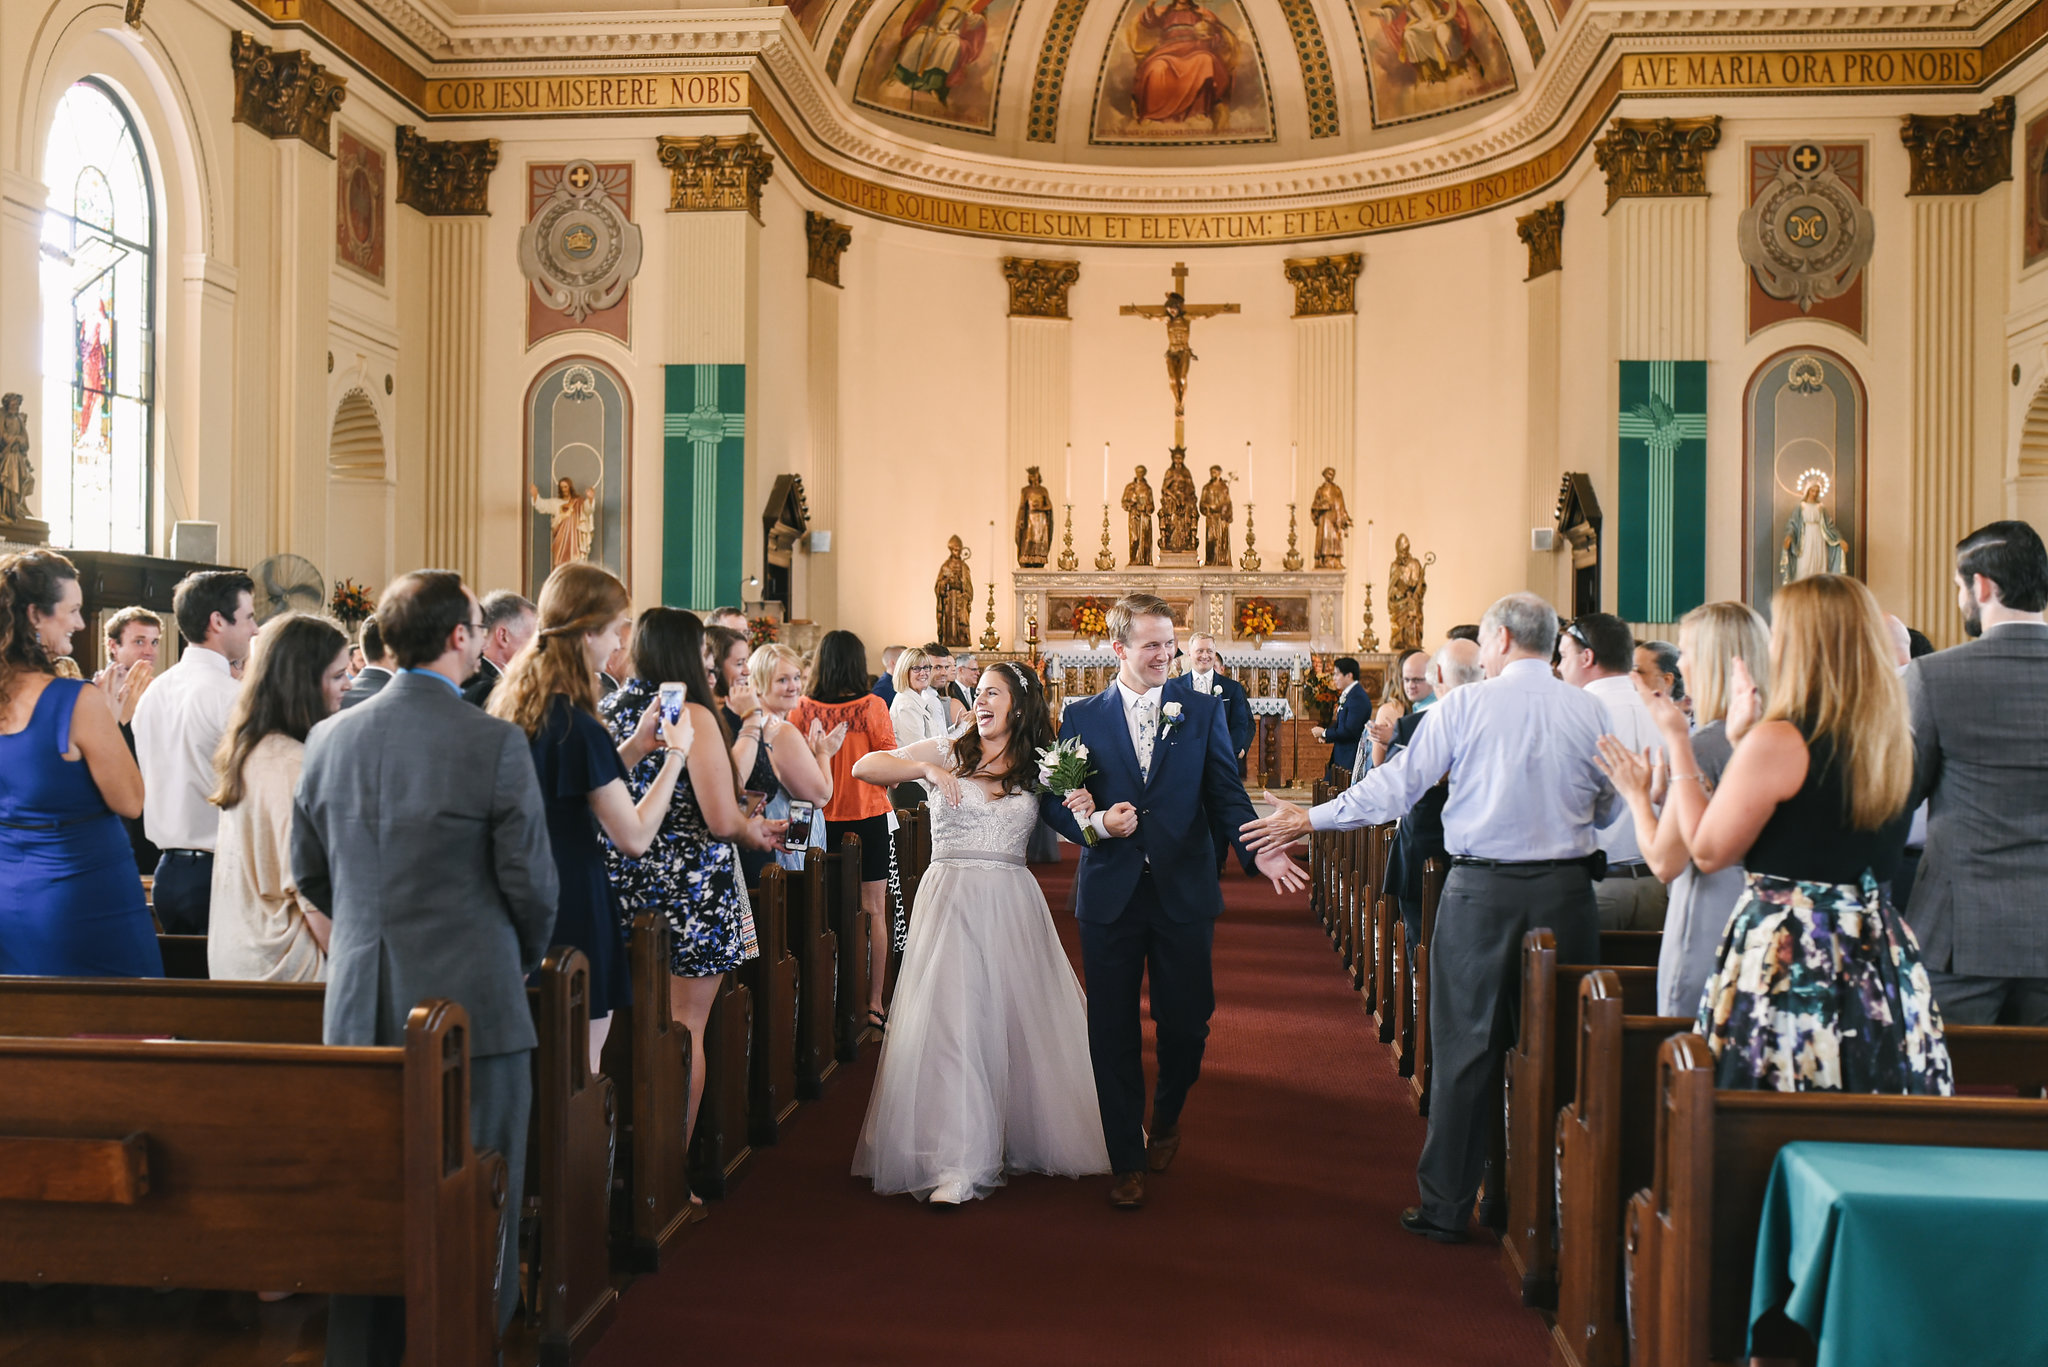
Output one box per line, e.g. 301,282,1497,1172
1210,684,1224,697
1160,700,1184,736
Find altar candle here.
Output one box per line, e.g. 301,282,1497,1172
1291,443,1298,504
1245,441,1254,505
1064,443,1072,504
1102,443,1110,503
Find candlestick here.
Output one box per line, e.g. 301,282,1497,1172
1282,502,1304,571
1096,503,1116,571
1358,582,1380,653
1057,503,1078,570
1238,503,1262,572
982,521,1002,650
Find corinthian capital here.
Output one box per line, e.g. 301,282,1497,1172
1593,115,1721,211
230,32,346,154
1901,96,2014,197
656,134,774,219
1283,253,1363,317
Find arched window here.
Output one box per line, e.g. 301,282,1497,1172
40,80,155,553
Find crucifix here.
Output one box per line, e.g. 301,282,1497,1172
1120,261,1240,445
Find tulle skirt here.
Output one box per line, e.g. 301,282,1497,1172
852,856,1110,1201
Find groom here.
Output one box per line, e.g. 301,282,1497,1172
1041,593,1307,1209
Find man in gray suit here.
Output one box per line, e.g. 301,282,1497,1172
1905,520,2048,1026
293,569,558,1364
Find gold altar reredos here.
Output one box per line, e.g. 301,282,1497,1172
242,0,2032,249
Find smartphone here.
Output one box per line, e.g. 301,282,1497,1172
785,800,816,846
658,682,687,726
741,789,769,818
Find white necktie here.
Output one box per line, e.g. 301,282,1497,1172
1132,695,1158,779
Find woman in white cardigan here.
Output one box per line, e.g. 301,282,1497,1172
886,645,943,809
207,613,352,982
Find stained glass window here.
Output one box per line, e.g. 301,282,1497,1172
40,80,155,553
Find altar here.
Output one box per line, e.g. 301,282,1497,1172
1012,568,1349,655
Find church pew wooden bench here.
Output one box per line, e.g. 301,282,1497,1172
687,971,753,1200
1308,780,1331,932
787,850,841,1098
1398,857,1448,1114
0,1000,504,1367
602,913,694,1272
155,933,208,980
824,836,871,1062
1623,1032,2048,1367
740,866,800,1147
1500,930,1657,1308
1597,930,1663,967
1371,825,1397,1043
0,951,618,1367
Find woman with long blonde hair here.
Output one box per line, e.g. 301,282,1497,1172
1630,575,1950,1093
491,563,692,1069
1596,601,1769,1015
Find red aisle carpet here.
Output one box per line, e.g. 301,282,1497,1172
585,849,1550,1367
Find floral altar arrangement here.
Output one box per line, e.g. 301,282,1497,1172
747,616,779,649
329,579,375,629
1069,597,1110,645
1297,664,1341,726
1235,597,1280,644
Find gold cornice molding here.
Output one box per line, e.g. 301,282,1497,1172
1283,254,1363,316
1901,94,2016,195
230,31,347,154
1594,115,1722,210
806,211,853,286
1002,258,1081,318
394,125,499,215
1517,201,1564,279
657,133,774,218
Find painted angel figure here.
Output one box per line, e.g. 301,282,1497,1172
532,475,598,569
1780,475,1846,584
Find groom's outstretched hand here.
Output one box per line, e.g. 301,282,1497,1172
1253,846,1308,895
1242,791,1313,855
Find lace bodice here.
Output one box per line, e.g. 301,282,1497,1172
903,735,1041,865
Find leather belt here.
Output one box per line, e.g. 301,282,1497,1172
1603,862,1656,879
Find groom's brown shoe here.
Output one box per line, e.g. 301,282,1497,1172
1146,1126,1181,1173
1108,1171,1146,1209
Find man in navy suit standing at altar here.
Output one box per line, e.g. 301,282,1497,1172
1041,594,1306,1210
1166,631,1253,872
1314,656,1368,785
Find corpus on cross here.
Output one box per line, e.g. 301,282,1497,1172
1120,261,1241,421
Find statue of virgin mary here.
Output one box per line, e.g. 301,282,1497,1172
1780,475,1846,584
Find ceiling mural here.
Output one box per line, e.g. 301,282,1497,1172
1089,0,1278,146
1351,0,1517,127
854,0,1024,133
793,0,838,45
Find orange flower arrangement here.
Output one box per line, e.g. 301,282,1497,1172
1235,598,1279,640
1070,598,1110,639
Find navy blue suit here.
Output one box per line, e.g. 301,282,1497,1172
1040,685,1257,1173
1166,672,1254,870
871,674,896,707
1322,681,1370,785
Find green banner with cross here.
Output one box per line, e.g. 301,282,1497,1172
1617,360,1707,624
663,364,747,611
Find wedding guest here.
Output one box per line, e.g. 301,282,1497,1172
0,550,159,977
706,623,751,733
871,644,905,705
1312,656,1367,785
732,642,844,884
1360,648,1432,773
792,630,899,1030
1167,632,1254,871
1560,613,1668,930
340,615,394,709
887,646,940,808
602,609,784,1207
1446,624,1481,643
706,606,748,633
1650,574,1949,1094
921,642,968,730
1379,639,1484,968
492,563,690,1072
599,619,631,698
950,652,980,710
293,568,558,1359
1634,639,1682,707
207,614,350,983
98,605,162,872
133,569,256,934
461,589,536,707
1903,520,2048,1026
1596,602,1770,1016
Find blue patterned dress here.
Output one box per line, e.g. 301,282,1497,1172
600,681,756,977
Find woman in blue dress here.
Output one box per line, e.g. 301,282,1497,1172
490,562,691,1073
0,550,160,977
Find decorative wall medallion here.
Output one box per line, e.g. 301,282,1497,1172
655,135,774,217
806,212,853,286
1594,115,1722,210
335,129,385,282
1002,257,1081,318
520,161,641,336
395,127,499,216
1737,143,1873,315
2026,107,2048,269
1901,96,2013,197
1282,253,1362,316
1516,201,1563,279
230,32,346,154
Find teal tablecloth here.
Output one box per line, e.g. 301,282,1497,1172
1750,1142,2048,1367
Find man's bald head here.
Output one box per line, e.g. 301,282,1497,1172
1433,638,1484,691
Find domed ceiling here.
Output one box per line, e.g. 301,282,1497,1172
797,0,1548,163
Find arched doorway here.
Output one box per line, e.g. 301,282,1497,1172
2017,376,2048,533
326,388,391,594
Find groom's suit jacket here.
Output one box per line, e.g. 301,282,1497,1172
1039,685,1257,926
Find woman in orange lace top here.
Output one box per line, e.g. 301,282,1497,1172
791,630,897,1029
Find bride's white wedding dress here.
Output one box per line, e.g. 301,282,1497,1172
852,744,1109,1202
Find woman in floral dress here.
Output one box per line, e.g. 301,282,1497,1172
601,607,784,1201
1618,574,1950,1093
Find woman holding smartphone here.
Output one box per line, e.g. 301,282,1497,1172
739,642,846,880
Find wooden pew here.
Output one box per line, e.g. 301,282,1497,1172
605,913,694,1272
156,933,207,980
1598,929,1663,967
1371,824,1397,1043
1308,779,1331,932
739,865,800,1147
688,972,753,1199
1403,857,1446,1114
0,1000,504,1366
1625,1032,2048,1367
1499,930,1658,1308
0,952,617,1367
825,835,871,1061
786,850,840,1098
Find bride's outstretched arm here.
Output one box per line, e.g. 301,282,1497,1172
852,738,956,800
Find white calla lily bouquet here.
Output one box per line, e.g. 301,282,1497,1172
1036,737,1100,845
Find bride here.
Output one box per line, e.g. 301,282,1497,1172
849,661,1109,1204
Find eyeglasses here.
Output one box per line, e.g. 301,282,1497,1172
909,665,933,674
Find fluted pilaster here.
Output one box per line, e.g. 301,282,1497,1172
423,217,485,580
1293,311,1355,602
1613,197,1708,359
1910,198,1977,646
0,172,46,494
806,277,841,622
1007,315,1070,634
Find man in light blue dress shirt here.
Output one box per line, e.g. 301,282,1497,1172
1246,592,1615,1243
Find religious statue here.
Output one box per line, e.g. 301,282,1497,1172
1124,0,1241,131
1159,449,1199,555
1780,474,1847,584
1014,465,1054,567
935,534,973,647
1199,464,1233,565
531,475,598,570
1309,467,1351,570
1122,466,1156,566
1120,264,1240,422
1387,533,1435,653
0,393,33,528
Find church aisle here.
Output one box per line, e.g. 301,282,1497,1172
586,849,1549,1367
